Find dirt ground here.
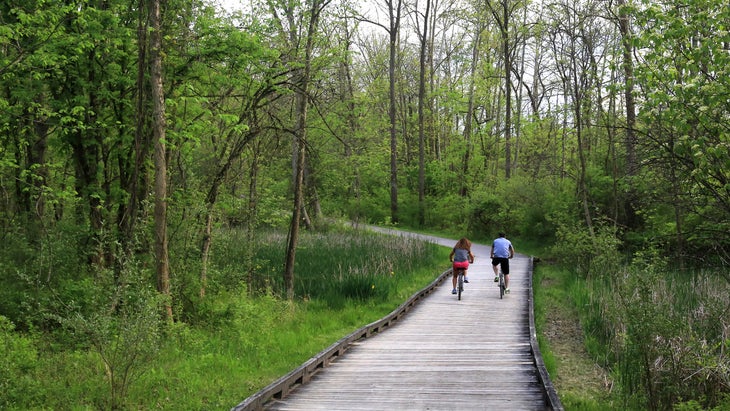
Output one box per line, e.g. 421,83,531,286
542,300,613,405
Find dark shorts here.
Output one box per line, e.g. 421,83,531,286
492,257,510,274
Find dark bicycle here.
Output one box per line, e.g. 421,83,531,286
455,268,466,300
498,268,506,299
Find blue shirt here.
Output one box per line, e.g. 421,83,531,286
492,237,512,258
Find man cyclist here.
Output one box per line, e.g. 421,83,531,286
490,232,514,293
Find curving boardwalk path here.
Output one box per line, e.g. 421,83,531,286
234,228,561,410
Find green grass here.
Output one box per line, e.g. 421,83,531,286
1,226,451,410
532,261,618,410
531,253,730,411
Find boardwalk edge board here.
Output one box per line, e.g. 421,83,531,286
528,258,564,411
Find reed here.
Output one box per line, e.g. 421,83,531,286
213,227,441,305
578,263,730,409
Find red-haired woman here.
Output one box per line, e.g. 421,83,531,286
449,237,475,294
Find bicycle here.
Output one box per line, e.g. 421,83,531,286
455,267,466,300
498,268,506,299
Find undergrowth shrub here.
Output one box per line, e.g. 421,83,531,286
429,193,470,234
465,176,574,243
0,316,40,409
0,224,87,331
501,175,571,242
552,221,622,278
56,264,165,410
467,191,508,237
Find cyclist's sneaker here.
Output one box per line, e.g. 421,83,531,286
464,278,469,283
505,288,510,294
494,276,499,282
452,288,457,294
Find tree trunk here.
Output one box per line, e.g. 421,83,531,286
616,0,639,229
149,0,172,321
669,144,686,271
285,105,307,300
388,0,402,224
121,0,151,255
502,1,512,179
461,22,482,197
16,110,49,240
486,0,512,179
341,23,362,220
246,144,260,296
200,210,213,298
513,4,530,172
417,0,430,226
574,80,594,238
284,0,329,300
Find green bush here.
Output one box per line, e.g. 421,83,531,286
0,316,40,409
0,223,90,332
552,221,622,278
467,190,507,237
425,193,470,234
52,267,165,410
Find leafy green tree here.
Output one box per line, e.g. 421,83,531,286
258,0,335,299
360,0,404,224
164,4,288,297
633,0,730,265
612,0,640,230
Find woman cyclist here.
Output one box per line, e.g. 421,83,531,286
449,237,475,294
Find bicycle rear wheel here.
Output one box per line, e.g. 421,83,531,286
457,271,464,300
499,272,505,299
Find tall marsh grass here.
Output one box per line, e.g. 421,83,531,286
213,227,441,306
579,265,730,410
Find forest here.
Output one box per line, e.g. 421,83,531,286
1,0,728,409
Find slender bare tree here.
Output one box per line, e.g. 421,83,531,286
283,0,332,300
484,0,517,178
149,0,172,320
387,0,404,224
416,0,432,225
612,0,639,230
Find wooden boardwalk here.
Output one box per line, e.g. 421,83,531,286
234,231,560,410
